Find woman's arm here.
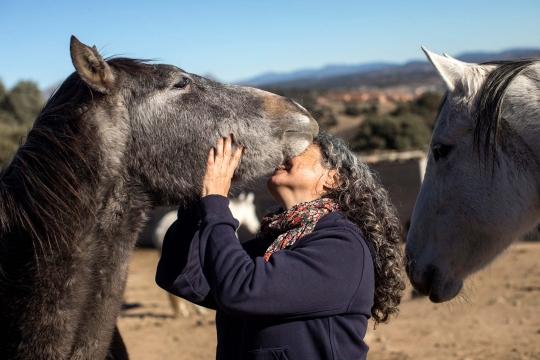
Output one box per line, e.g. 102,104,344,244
155,204,221,309
198,195,369,321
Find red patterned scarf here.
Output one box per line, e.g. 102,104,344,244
260,198,339,261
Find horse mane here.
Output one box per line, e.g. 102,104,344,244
105,57,155,75
473,58,540,162
0,57,153,260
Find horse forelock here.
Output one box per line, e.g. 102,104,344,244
473,59,540,164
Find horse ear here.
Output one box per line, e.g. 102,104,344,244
422,46,478,94
443,53,455,59
246,192,255,203
70,35,115,93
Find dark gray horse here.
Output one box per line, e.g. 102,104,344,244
0,36,318,359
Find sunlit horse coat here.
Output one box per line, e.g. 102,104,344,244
0,36,318,359
156,195,375,360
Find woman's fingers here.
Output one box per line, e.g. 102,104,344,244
217,135,234,174
207,147,215,167
214,137,224,165
227,146,243,178
209,135,242,176
223,135,232,159
201,135,243,198
220,135,232,174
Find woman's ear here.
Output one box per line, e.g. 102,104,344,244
323,169,341,190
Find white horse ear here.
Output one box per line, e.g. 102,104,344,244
246,192,255,203
238,192,246,201
443,53,455,60
70,35,115,94
422,46,477,94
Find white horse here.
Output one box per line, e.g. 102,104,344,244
228,192,260,236
406,48,540,303
153,192,261,317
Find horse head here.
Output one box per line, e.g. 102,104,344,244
69,36,318,205
406,48,540,302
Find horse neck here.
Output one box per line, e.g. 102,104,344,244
507,114,540,165
505,75,540,165
504,104,540,231
0,125,95,241
0,111,149,255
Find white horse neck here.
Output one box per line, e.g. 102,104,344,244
503,71,540,164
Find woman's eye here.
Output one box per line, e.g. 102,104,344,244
432,143,452,161
173,77,191,89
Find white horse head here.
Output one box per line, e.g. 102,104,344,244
229,192,260,235
406,48,540,303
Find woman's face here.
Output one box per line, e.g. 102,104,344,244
267,144,337,209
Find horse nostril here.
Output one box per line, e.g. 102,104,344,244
408,262,436,297
419,264,436,296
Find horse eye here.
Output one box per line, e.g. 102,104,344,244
173,77,191,89
432,143,452,161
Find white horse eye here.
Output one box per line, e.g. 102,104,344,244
173,77,191,89
432,143,452,161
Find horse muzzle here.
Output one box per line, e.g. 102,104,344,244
406,251,464,303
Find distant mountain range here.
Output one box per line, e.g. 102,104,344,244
40,48,540,100
237,63,396,87
237,48,540,91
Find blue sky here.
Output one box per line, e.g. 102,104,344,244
1,0,540,90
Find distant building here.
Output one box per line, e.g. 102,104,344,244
319,89,420,105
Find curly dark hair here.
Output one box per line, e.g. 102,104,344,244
313,133,406,326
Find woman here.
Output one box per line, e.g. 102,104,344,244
156,133,405,359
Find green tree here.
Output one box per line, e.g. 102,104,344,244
0,123,27,168
0,79,6,102
344,104,361,116
352,113,431,152
0,80,17,125
2,81,43,126
316,107,338,131
391,92,443,129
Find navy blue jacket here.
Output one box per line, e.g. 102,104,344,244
156,195,375,360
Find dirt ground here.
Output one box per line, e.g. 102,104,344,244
118,242,540,360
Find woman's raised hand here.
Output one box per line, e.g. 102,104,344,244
201,135,243,198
